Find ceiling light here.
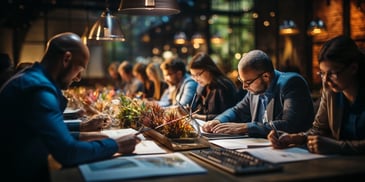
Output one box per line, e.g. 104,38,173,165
88,8,126,41
307,19,327,36
118,0,180,16
174,32,187,45
279,20,299,36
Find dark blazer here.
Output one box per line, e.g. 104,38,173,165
215,70,314,137
194,77,238,121
309,87,365,154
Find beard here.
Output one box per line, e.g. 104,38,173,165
57,64,74,90
249,84,267,95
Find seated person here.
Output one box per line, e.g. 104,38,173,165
146,62,168,101
118,60,144,98
202,50,314,138
107,61,123,90
158,57,198,107
133,62,154,99
0,32,140,181
268,35,365,155
188,52,238,121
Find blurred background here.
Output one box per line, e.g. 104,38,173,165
0,0,364,92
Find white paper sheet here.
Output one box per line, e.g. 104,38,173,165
237,147,330,164
102,128,167,155
209,138,272,149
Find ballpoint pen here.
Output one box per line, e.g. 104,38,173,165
134,125,152,136
263,110,279,138
269,121,280,138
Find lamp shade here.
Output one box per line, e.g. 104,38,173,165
279,20,299,36
307,19,327,36
118,0,180,16
211,33,224,45
174,32,187,45
88,9,126,41
191,33,205,45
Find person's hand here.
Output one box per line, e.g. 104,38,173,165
267,130,289,149
268,130,306,149
115,134,141,155
80,114,112,132
210,122,247,134
202,120,220,132
75,108,86,118
79,132,109,141
306,135,340,154
192,113,206,121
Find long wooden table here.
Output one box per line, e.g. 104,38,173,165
51,148,365,182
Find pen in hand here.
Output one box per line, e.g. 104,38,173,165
134,126,152,136
269,121,280,138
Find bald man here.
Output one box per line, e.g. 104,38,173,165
0,32,140,181
202,50,314,138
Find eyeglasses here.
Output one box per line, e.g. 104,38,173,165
191,70,205,79
317,65,349,80
237,72,265,87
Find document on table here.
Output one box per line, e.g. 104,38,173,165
63,108,81,119
102,128,146,140
133,140,167,155
102,128,167,155
79,152,207,182
63,119,82,123
209,138,272,149
237,147,331,164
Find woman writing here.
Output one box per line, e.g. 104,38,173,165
267,35,365,155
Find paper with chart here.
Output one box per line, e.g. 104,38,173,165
79,152,207,182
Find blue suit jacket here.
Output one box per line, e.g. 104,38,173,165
215,70,314,137
0,63,118,181
173,73,198,106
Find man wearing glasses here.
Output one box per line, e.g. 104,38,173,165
202,50,314,138
158,58,197,107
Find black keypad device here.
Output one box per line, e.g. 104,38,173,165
189,148,283,175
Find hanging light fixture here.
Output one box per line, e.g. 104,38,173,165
118,0,180,16
191,33,205,45
174,32,187,45
279,20,299,36
211,33,224,45
88,0,126,41
307,19,327,36
81,26,89,45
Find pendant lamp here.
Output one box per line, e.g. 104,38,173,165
279,20,299,36
88,8,126,41
307,19,327,36
118,0,180,16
